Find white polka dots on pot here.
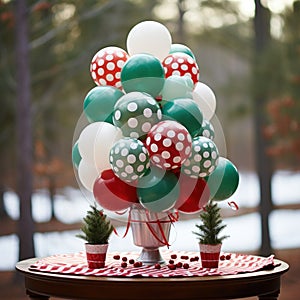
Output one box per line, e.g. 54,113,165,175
145,120,192,170
182,136,219,178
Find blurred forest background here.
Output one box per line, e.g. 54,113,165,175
0,0,300,268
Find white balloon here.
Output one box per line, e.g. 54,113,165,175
192,82,217,121
126,21,172,61
78,122,123,172
78,160,99,192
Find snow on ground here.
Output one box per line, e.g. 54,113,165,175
0,171,299,270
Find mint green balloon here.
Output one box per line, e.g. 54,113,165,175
72,141,81,169
170,43,195,59
162,98,203,137
83,86,124,124
161,75,194,101
121,53,165,98
205,157,239,201
137,167,179,212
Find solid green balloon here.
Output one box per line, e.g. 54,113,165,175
137,167,179,212
72,141,82,169
162,98,203,137
121,53,165,98
205,157,239,201
83,86,124,124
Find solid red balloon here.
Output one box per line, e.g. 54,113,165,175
162,53,200,85
175,174,210,214
93,169,138,212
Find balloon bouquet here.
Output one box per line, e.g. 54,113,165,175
72,21,239,260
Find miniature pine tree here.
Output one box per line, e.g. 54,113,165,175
193,201,229,245
76,203,114,244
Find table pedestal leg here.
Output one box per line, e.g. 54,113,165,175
27,290,49,300
259,290,280,300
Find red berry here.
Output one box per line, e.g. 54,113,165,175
171,254,177,259
220,255,226,261
183,263,189,269
113,255,120,260
226,254,231,260
169,259,174,264
176,262,182,268
180,255,189,260
129,259,135,264
190,257,195,262
134,261,142,267
121,262,127,268
168,264,176,270
194,256,199,261
122,257,127,262
154,263,161,269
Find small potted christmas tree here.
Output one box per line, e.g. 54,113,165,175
193,201,228,268
77,203,114,269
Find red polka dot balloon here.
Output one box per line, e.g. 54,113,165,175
162,52,200,85
90,46,129,89
145,120,192,170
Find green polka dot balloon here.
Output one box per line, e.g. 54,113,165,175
182,136,219,178
198,119,215,140
109,137,150,183
113,92,162,139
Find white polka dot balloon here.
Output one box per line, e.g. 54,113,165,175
109,138,150,183
90,46,129,89
145,120,192,170
162,52,200,85
113,92,162,139
182,136,219,178
198,119,215,140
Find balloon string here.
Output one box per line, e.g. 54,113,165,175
228,201,239,211
155,212,170,248
113,208,132,238
145,210,170,247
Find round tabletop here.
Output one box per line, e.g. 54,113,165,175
16,257,289,300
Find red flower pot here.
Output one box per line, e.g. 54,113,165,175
199,243,222,268
85,244,108,269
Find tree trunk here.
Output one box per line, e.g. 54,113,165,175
253,0,273,256
15,0,35,261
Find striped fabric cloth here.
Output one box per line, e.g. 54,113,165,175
29,251,277,278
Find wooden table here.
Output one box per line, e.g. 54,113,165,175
16,257,289,300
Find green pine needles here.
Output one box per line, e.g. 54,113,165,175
193,201,229,245
76,204,114,245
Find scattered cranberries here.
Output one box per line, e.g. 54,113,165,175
183,263,189,269
121,262,127,268
113,255,120,260
122,256,127,262
180,255,189,260
220,255,226,261
171,254,177,259
129,259,135,264
176,262,182,268
154,263,161,269
134,261,143,268
168,264,176,270
226,254,231,260
169,259,174,264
